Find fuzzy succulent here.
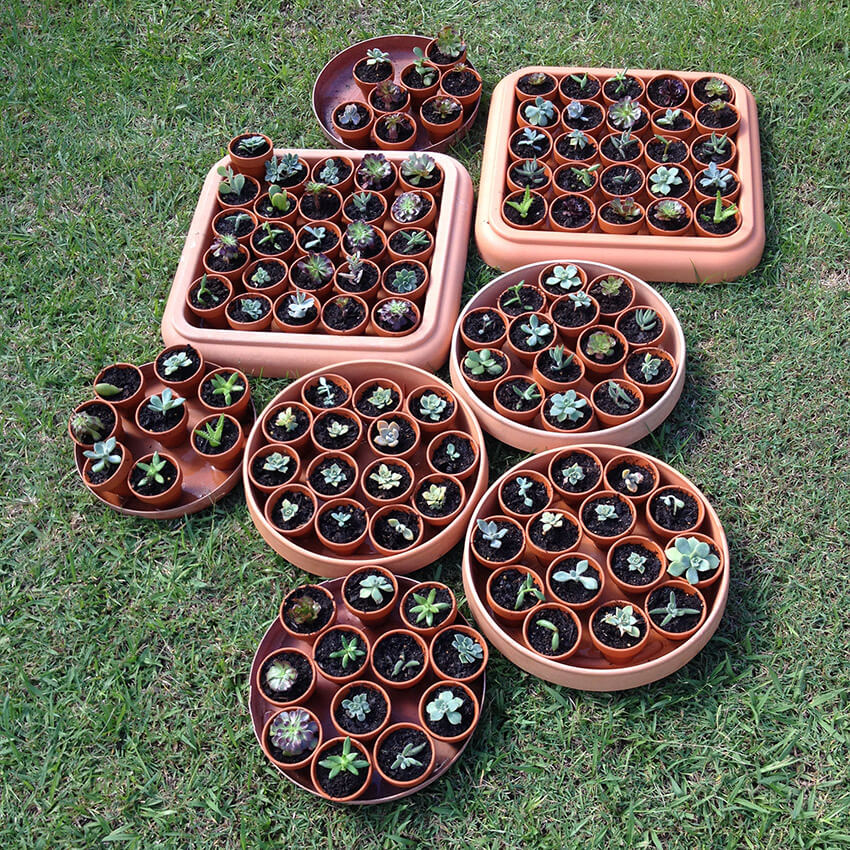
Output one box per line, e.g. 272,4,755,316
426,689,464,725
665,537,720,584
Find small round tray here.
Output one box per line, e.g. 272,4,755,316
448,260,685,452
249,576,486,804
74,362,255,519
462,444,729,691
243,359,489,577
313,34,480,153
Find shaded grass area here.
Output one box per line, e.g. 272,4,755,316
2,0,850,846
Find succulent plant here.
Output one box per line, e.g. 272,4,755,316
451,633,483,665
71,411,106,442
552,559,598,590
600,604,640,638
318,736,368,778
409,587,450,626
265,659,297,693
426,689,464,724
82,437,121,473
548,390,587,424
585,331,616,359
269,708,319,756
665,537,720,584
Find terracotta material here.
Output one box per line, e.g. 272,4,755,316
398,581,458,639
545,553,606,611
330,680,392,741
264,483,319,539
576,325,629,378
400,61,440,106
81,440,133,498
486,565,545,623
689,132,738,172
419,95,464,141
693,198,742,239
313,497,369,555
331,101,375,144
225,293,273,331
228,133,273,177
646,484,706,538
644,580,708,640
439,66,482,109
429,624,488,683
417,680,479,743
695,101,741,137
497,469,553,520
313,624,371,684
261,401,313,449
184,275,233,329
247,443,301,495
471,515,526,569
261,706,323,770
602,451,660,505
414,473,466,528
579,489,637,547
492,374,544,424
597,200,645,236
461,444,729,690
153,344,206,395
279,584,337,644
588,599,651,662
359,456,414,506
69,398,122,449
374,722,437,788
310,155,356,195
368,504,424,556
341,565,399,625
370,628,430,690
217,174,261,211
473,66,765,283
524,507,582,564
190,413,245,470
320,294,370,336
521,603,583,662
591,378,645,427
606,534,667,595
127,450,184,509
255,646,318,708
212,208,258,247
310,736,373,801
649,107,695,141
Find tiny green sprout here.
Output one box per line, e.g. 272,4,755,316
545,263,582,291
288,594,321,625
239,298,265,321
268,185,291,212
649,166,682,196
370,463,402,491
548,390,587,424
512,381,542,404
655,108,682,128
567,128,589,150
666,536,720,584
570,72,589,88
535,618,560,652
367,386,394,409
194,414,226,448
236,134,267,155
341,692,371,722
210,371,244,405
135,452,168,488
422,484,447,510
277,499,299,522
412,47,437,85
330,510,352,528
706,98,730,113
329,633,366,669
224,212,252,233
275,407,299,432
162,350,192,376
391,741,427,771
318,736,369,779
338,103,363,128
660,493,685,515
400,152,436,185
640,353,662,381
609,197,641,219
216,165,245,196
314,377,337,406
704,77,729,99
553,559,598,590
514,573,545,609
302,225,326,250
410,587,450,626
654,199,687,222
634,309,657,331
373,419,400,448
426,689,464,725
419,392,447,421
320,463,347,488
621,467,645,493
570,163,601,188
523,96,556,126
548,345,573,372
652,133,674,162
611,67,630,94
561,463,585,486
585,331,616,359
599,275,624,296
387,517,415,541
516,127,547,153
520,314,551,347
365,47,390,66
514,476,535,508
257,222,286,248
452,633,483,665
703,191,739,224
610,130,635,159
608,96,642,129
569,290,592,310
649,590,701,628
358,573,394,604
319,158,341,184
445,442,460,461
262,452,290,474
505,186,536,219
607,380,633,409
391,651,420,678
539,511,563,534
147,387,185,415
502,282,526,307
399,230,430,252
516,158,547,186
266,659,297,693
251,266,272,287
464,348,504,377
83,437,121,473
601,605,640,638
326,419,350,439
477,519,507,549
192,276,216,308
287,291,315,320
626,551,648,574
704,132,730,156
595,503,618,522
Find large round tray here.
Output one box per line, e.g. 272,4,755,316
313,34,480,153
244,359,489,576
74,361,254,519
448,260,685,452
249,576,486,804
462,444,729,691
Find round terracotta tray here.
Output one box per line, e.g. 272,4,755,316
448,260,685,452
244,360,489,576
313,34,480,153
462,444,729,691
74,362,255,519
249,576,486,803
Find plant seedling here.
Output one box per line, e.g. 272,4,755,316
236,134,266,155
626,552,647,574
147,387,185,415
516,158,547,186
315,377,336,407
251,267,272,288
607,381,633,410
656,108,682,128
434,25,464,59
377,299,416,332
569,290,592,310
560,463,586,488
162,351,193,376
288,594,321,625
565,100,590,122
387,267,419,294
262,452,290,474
318,159,341,185
666,537,720,584
699,161,733,192
409,588,450,627
430,97,460,120
268,185,291,212
391,652,420,678
545,263,582,292
238,298,265,321
217,165,245,196
570,163,600,188
535,618,560,652
210,371,244,405
302,225,326,250
372,80,406,112
595,503,618,522
329,634,366,669
320,463,347,488
266,659,297,693
702,191,739,224
621,467,645,493
390,741,427,771
373,419,400,448
358,573,394,604
426,690,464,725
325,419,350,439
318,736,369,779
640,353,662,381
649,166,682,196
419,392,447,421
514,476,534,508
329,510,352,528
365,47,390,66
654,199,687,223
387,517,415,541
135,452,168,488
357,152,392,188
398,230,430,252
524,97,556,126
400,152,436,185
338,103,363,128
520,314,551,347
547,345,573,373
452,633,483,664
411,46,437,85
270,709,318,756
704,132,730,157
210,234,240,264
610,131,635,160
194,414,226,448
445,443,460,461
83,437,121,473
601,604,640,637
192,273,220,306
549,390,587,423
539,511,564,534
505,186,536,219
634,309,657,331
611,68,630,95
652,133,674,162
277,500,299,522
516,127,548,153
370,463,402,490
609,197,641,219
512,382,541,404
704,77,729,99
463,348,504,380
476,519,507,548
553,559,598,590
660,493,685,514
287,291,315,320
366,386,393,410
599,275,625,296
341,692,370,721
71,411,106,442
608,96,642,129
257,221,287,248
514,573,544,609
422,484,447,510
380,111,411,141
274,407,299,432
585,331,616,360
392,192,424,223
649,590,701,627
566,129,589,150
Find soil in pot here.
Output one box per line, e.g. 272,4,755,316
537,348,582,384
364,461,412,501
430,434,476,476
206,244,247,275
344,568,396,613
462,348,508,383
555,132,596,161
580,330,625,366
526,608,578,656
490,568,543,613
462,308,506,343
498,284,546,316
647,76,688,108
600,134,641,162
137,399,184,434
551,195,593,228
215,211,255,239
266,405,310,442
369,417,417,455
603,74,642,100
376,727,432,783
588,275,633,314
599,201,643,227
626,350,674,386
528,512,578,553
95,366,141,402
473,519,524,562
391,192,434,226
402,585,454,631
503,193,546,226
228,297,270,324
692,76,733,104
270,488,315,531
376,115,415,143
409,388,455,425
372,510,422,551
495,377,542,413
317,502,368,544
421,98,462,126
338,262,380,294
431,628,486,679
193,416,240,455
554,165,599,194
355,383,401,419
442,67,480,97
218,179,258,207
509,315,553,356
354,56,392,84
551,452,602,494
552,296,597,329
618,307,663,345
414,477,462,519
324,297,366,332
422,684,475,738
156,345,201,384
384,262,427,296
333,683,388,735
314,740,370,798
291,255,334,291
300,188,341,221
696,102,738,129
199,372,247,409
298,226,338,255
562,101,603,131
560,73,601,100
592,604,647,648
646,586,705,633
356,154,396,193
647,201,690,232
251,449,297,489
518,71,557,97
282,586,334,634
403,63,438,90
84,443,126,486
304,377,349,409
649,488,701,531
276,292,319,327
372,632,425,683
601,165,642,196
259,650,314,703
692,135,734,165
344,191,384,222
342,222,383,258
592,381,640,417
388,229,432,257
315,157,353,187
188,276,230,313
245,260,286,290
251,224,294,255
265,708,319,765
129,455,178,496
581,494,632,537
315,628,367,678
374,299,418,334
549,557,601,605
309,455,357,497
696,200,740,235
501,475,549,515
508,160,550,191
510,127,552,159
314,412,360,451
610,542,662,587
607,460,657,497
542,394,592,431
646,136,688,164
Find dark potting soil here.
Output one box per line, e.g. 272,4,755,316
410,390,455,424
626,351,673,386
259,650,313,702
353,57,392,84
193,416,239,455
314,741,370,798
215,212,255,238
318,158,353,185
228,298,270,324
137,402,184,433
300,191,341,221
388,229,432,256
344,568,396,612
555,167,597,194
589,278,633,314
155,345,201,383
402,585,453,629
304,378,349,408
333,684,388,735
344,193,385,222
542,395,592,431
281,585,334,633
693,139,733,166
199,373,246,408
508,318,552,354
291,261,333,291
324,297,366,332
402,66,437,89
442,69,480,97
517,72,556,96
265,406,310,442
528,513,579,552
317,503,367,543
601,165,642,196
251,450,297,488
600,136,641,162
527,608,578,656
580,494,633,537
255,195,292,219
697,204,739,235
423,684,474,738
693,77,734,104
343,229,383,259
503,193,546,226
313,413,360,451
372,631,425,681
647,586,705,633
551,195,593,228
355,383,401,418
376,117,415,142
205,248,246,273
610,542,662,587
552,451,602,493
376,726,432,783
559,74,601,100
432,628,485,679
603,75,642,100
275,293,318,326
363,461,411,500
647,205,689,232
697,103,738,129
297,228,337,255
473,520,523,562
592,382,640,416
491,568,542,611
308,455,356,496
646,138,688,163
337,262,380,294
189,276,229,310
414,477,462,518
96,366,141,401
315,627,367,677
592,604,647,648
555,134,596,161
618,310,663,345
498,285,545,316
421,100,461,125
649,487,701,531
550,557,602,604
562,102,603,131
501,476,549,515
647,76,688,108
580,333,624,366
129,456,177,495
369,418,416,455
552,297,597,328
85,444,123,485
537,349,582,383
430,434,476,476
373,510,421,550
510,132,552,160
462,308,506,343
607,461,657,496
218,180,258,206
496,378,541,412
233,134,270,157
385,262,426,295
270,488,315,532
370,88,409,113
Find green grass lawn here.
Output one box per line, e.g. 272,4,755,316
3,0,850,846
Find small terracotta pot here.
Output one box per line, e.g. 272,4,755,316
691,75,736,109
603,452,661,505
597,200,646,235
460,307,508,350
333,259,382,301
578,490,637,547
604,103,651,141
606,535,668,595
197,366,251,420
439,66,482,109
645,163,693,205
354,160,399,199
212,207,257,246
646,485,706,538
644,580,708,640
92,364,145,414
127,451,183,508
371,297,422,337
625,346,677,400
550,161,599,198
493,375,545,424
515,72,558,103
300,373,352,413
388,191,437,231
599,164,646,203
540,391,596,434
486,565,545,623
279,584,336,644
352,57,394,96
370,629,430,690
521,603,583,662
310,736,372,802
695,101,741,137
262,400,313,449
425,430,480,482
185,274,233,328
663,532,724,590
545,553,606,611
548,446,604,505
380,259,430,303
313,624,370,685
305,450,359,501
255,647,318,708
589,599,651,662
471,514,526,568
294,220,340,261
689,133,738,172
418,681,478,744
425,35,467,68
400,61,441,105
341,565,399,625
692,168,742,205
501,188,549,231
310,409,363,455
271,291,323,335
253,190,299,226
412,472,466,529
371,113,418,151
264,483,318,539
332,101,375,144
507,126,554,163
591,378,646,428
497,469,553,520
551,130,598,166
261,706,322,771
404,384,458,434
532,347,585,393
225,294,273,331
367,411,421,460
550,292,601,344
646,199,694,237
692,198,742,238
524,508,582,566
360,456,415,506
419,95,464,141
374,722,437,789
586,273,636,321
645,74,690,111
649,107,695,141
310,155,355,196
386,228,434,264
227,133,272,177
314,497,369,555
506,158,554,196
368,504,424,556
341,192,388,229
242,258,289,300
601,75,645,106
247,443,300,494
82,441,133,497
398,161,445,196
429,624,488,683
134,396,188,448
217,174,261,210
557,71,602,106
190,413,244,470
368,84,411,118
547,194,596,233
597,132,644,169
320,294,370,336
351,378,404,422
462,349,510,397
575,325,629,378
505,312,555,366
516,98,561,132
398,582,457,640
153,345,205,395
330,680,392,742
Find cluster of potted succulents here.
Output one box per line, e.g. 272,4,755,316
69,345,252,511
471,446,723,666
188,140,455,338
331,28,482,149
501,68,743,237
456,263,677,432
255,573,485,800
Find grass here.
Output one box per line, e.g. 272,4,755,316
2,0,850,846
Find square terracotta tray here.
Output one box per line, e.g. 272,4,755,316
474,66,765,283
161,149,473,376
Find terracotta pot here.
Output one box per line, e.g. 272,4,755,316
461,348,510,397
153,344,205,395
547,194,596,233
368,504,424,556
601,74,645,106
127,451,183,508
597,200,646,235
663,531,724,590
255,646,318,708
585,273,636,321
693,198,742,238
341,565,399,625
645,164,693,205
695,101,741,137
330,680,392,742
550,162,598,198
261,706,322,771
190,413,244,470
261,400,313,449
524,507,582,566
264,483,318,539
134,396,188,448
252,191,299,227
310,736,372,802
536,263,588,302
425,430,480,482
320,294,370,336
578,490,637,547
373,722,437,789
646,485,706,538
507,126,554,163
354,159,399,199
597,132,644,168
532,347,585,393
691,75,736,109
371,113,418,151
419,95,464,141
501,188,548,230
398,582,458,639
341,191,388,228
604,102,650,141
598,164,645,203
404,384,458,434
439,66,482,109
550,292,601,344
545,553,606,611
644,580,708,641
82,440,133,497
380,259,430,304
370,629,430,690
515,71,558,103
548,446,604,505
625,346,677,400
279,584,336,644
300,373,352,413
646,199,694,237
352,56,394,96
310,155,355,196
332,101,376,145
92,364,145,414
689,132,738,172
197,366,251,420
368,84,411,118
606,535,668,595
589,599,651,662
557,71,602,106
352,378,404,422
185,274,232,328
360,456,415,506
649,107,695,141
493,374,545,424
247,443,300,494
371,297,422,337
412,473,466,528
386,228,434,264
388,190,438,231
551,130,598,166
506,159,553,196
603,452,660,505
400,61,441,105
227,133,272,177
521,603,583,661
417,680,479,743
333,259,382,301
540,391,596,434
692,167,742,205
516,98,561,132
211,207,257,248
217,174,261,210
486,565,545,623
288,257,334,302
497,469,553,520
460,307,508,350
313,624,371,684
398,160,445,196
645,74,690,111
505,312,555,366
471,514,526,568
429,623,488,683
366,411,420,460
575,325,629,378
310,409,363,455
591,378,646,428
225,293,273,331
305,450,359,501
314,497,369,555
294,220,341,260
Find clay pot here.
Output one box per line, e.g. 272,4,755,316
460,307,508,350
354,159,399,199
550,162,599,198
419,95,464,141
341,191,388,228
389,191,438,231
591,378,646,428
645,164,693,205
330,680,392,742
279,584,336,644
340,221,388,266
332,101,376,145
497,469,553,520
386,228,434,264
439,66,482,109
368,504,424,556
333,259,382,301
646,199,694,237
471,515,526,568
314,498,369,555
360,456,415,506
368,84,411,118
507,126,554,163
371,113,418,151
521,603,583,661
692,167,742,205
127,451,183,508
493,375,545,424
264,483,318,539
380,259,430,303
545,553,606,611
404,384,458,435
601,74,645,106
695,101,741,137
646,485,706,538
82,440,133,497
551,130,598,166
548,194,596,233
525,508,582,566
217,174,261,211
92,364,145,414
589,599,651,662
341,565,399,625
185,274,232,328
262,400,313,449
400,61,441,105
261,705,322,771
586,273,636,321
225,293,273,331
663,532,724,590
692,197,742,238
603,452,661,505
598,164,645,203
689,132,738,172
300,373,352,413
501,188,548,231
227,133,272,177
313,624,371,684
413,473,466,528
271,289,316,333
548,446,604,505
352,378,404,422
371,297,421,337
256,646,318,708
134,396,187,449
540,391,596,434
247,443,300,494
153,345,205,395
373,723,437,789
425,430,480,482
532,347,585,393
505,312,555,367
310,736,372,802
425,34,467,69
597,200,646,235
398,582,457,639
606,535,668,595
516,98,561,132
305,450,359,501
352,56,394,96
310,409,363,455
625,347,677,400
550,292,601,344
506,159,554,196
604,102,650,141
691,75,736,109
557,71,602,106
486,565,545,623
310,155,355,196
578,490,637,547
294,220,341,260
398,160,445,196
644,580,708,640
649,107,695,140
212,208,257,247
515,71,558,103
429,624,488,683
417,680,478,743
367,411,420,460
190,413,244,470
645,74,690,111
575,325,629,378
598,132,644,168
320,294,370,336
461,348,510,397
370,629,430,690
198,366,251,419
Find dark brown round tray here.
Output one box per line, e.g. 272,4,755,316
249,576,486,803
74,361,255,519
312,34,480,152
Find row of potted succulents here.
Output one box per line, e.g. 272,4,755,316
457,266,676,431
257,572,485,800
69,345,251,508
